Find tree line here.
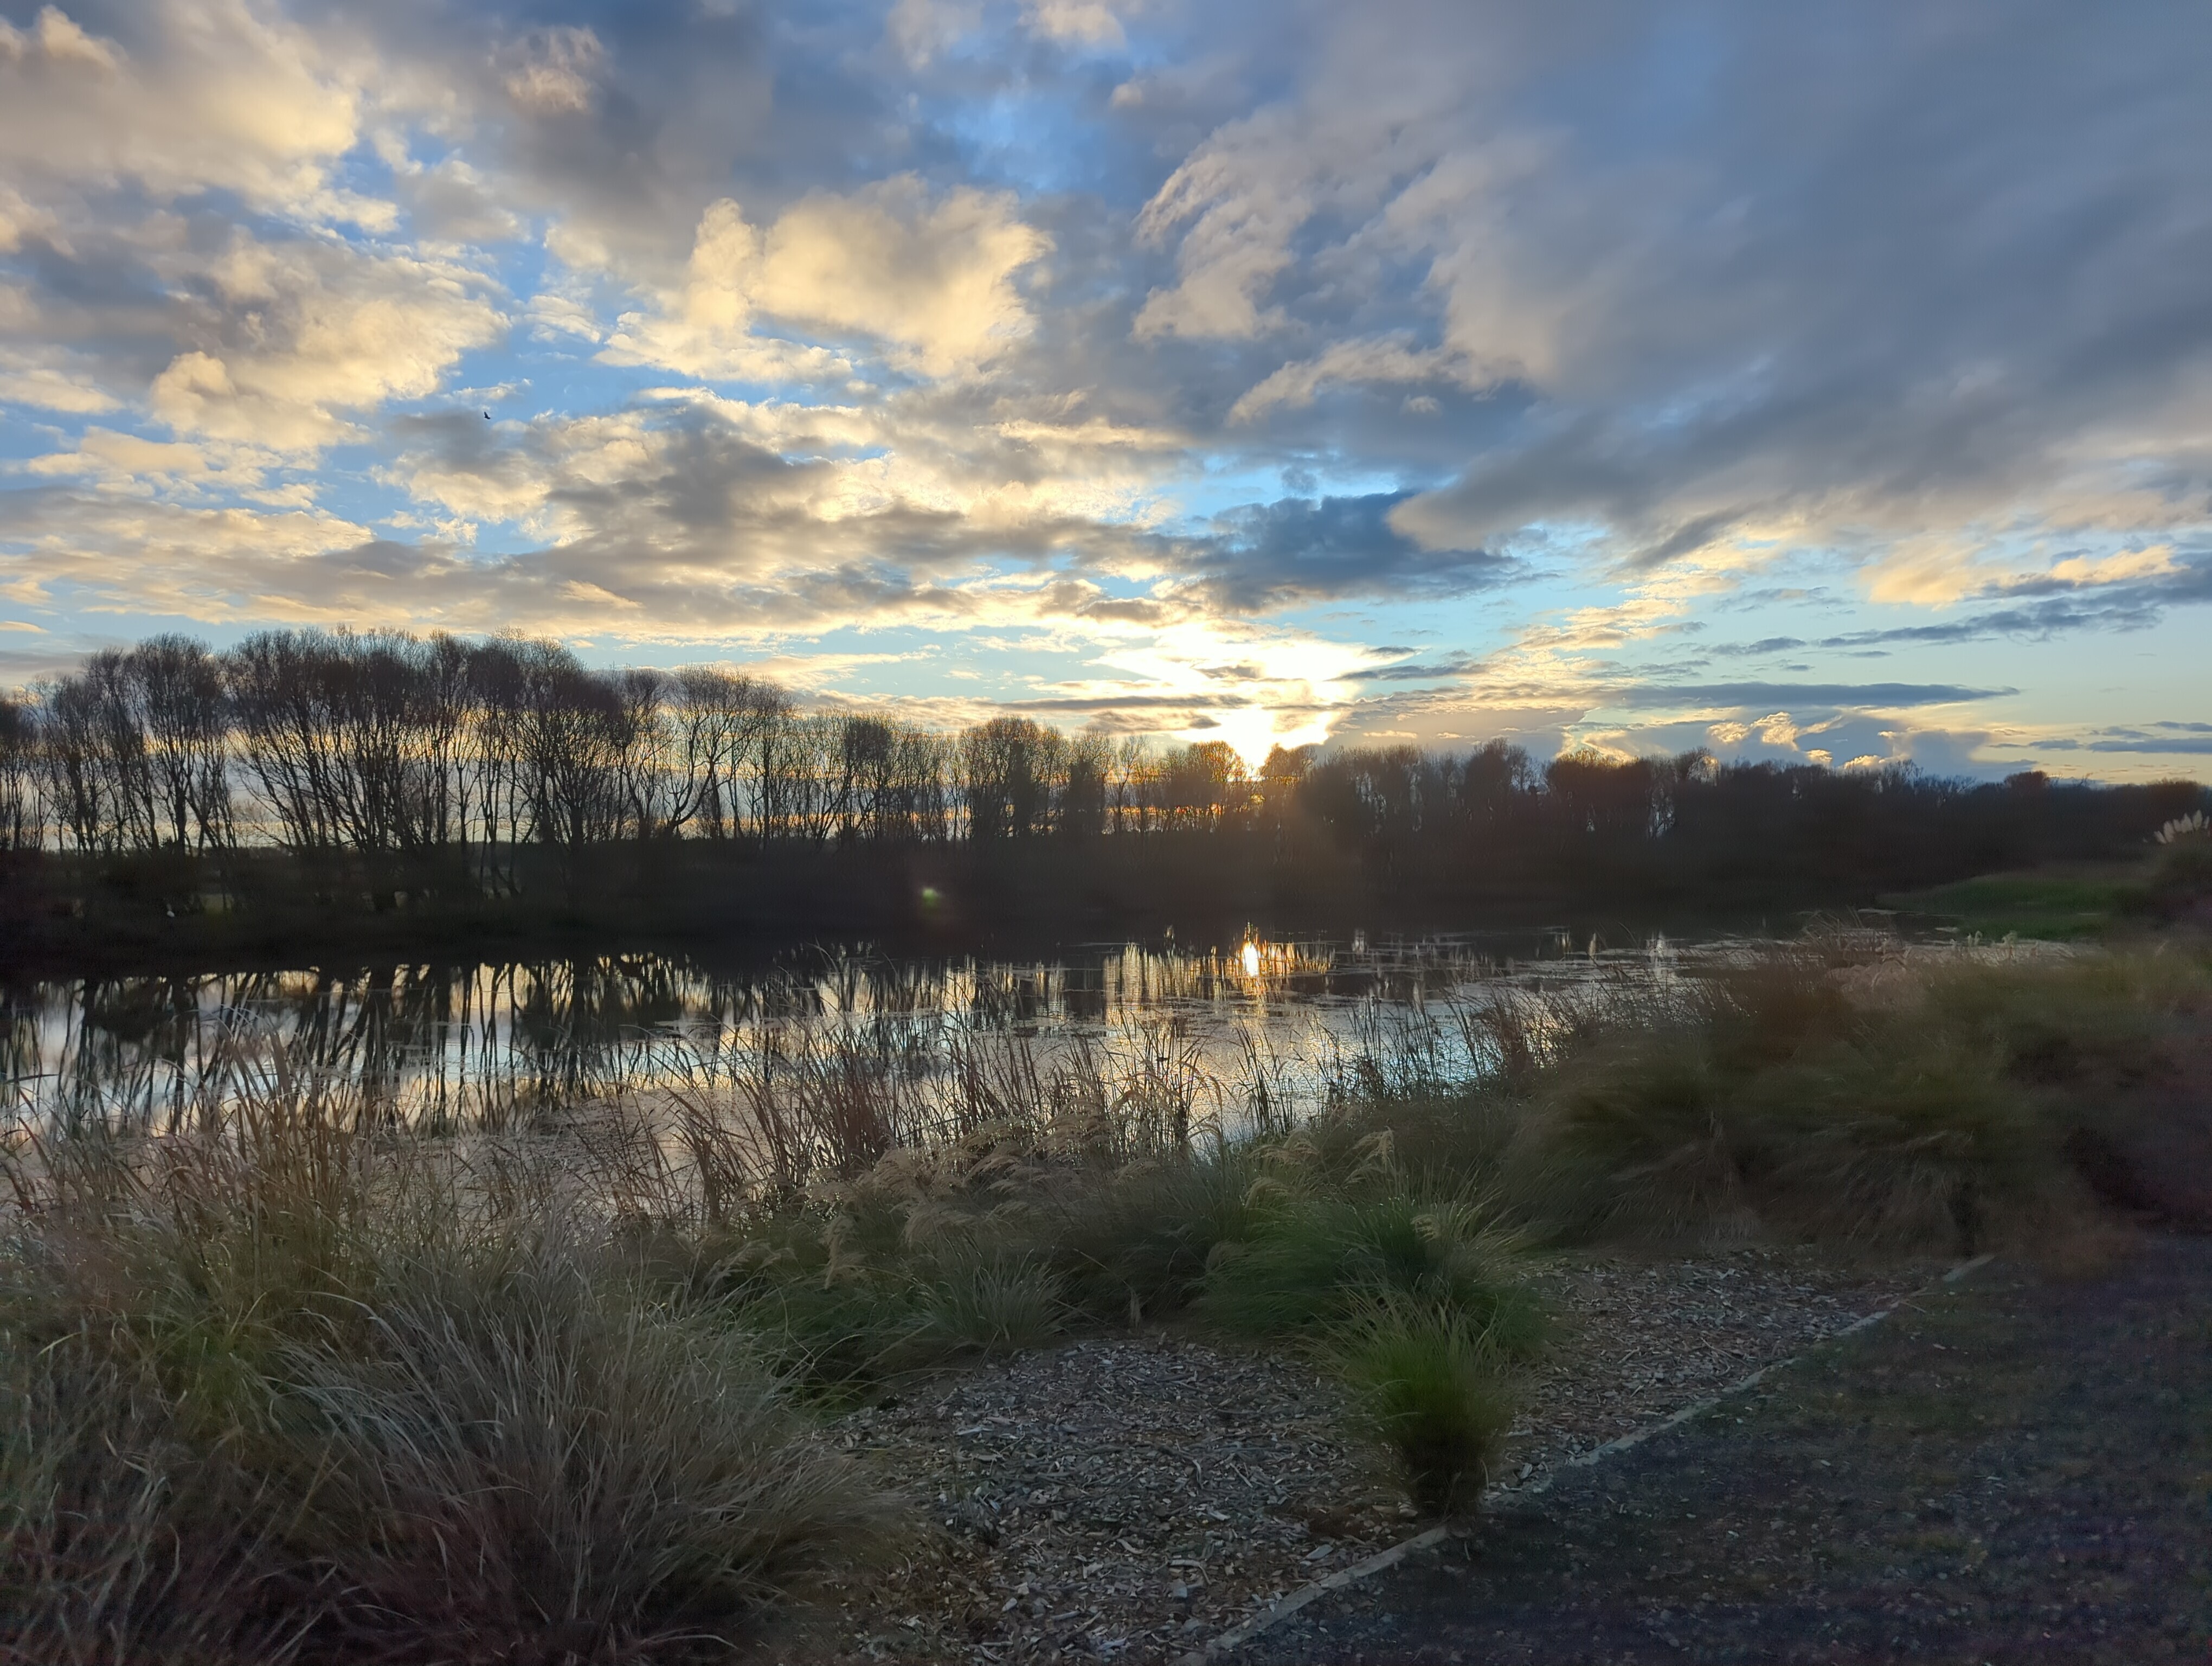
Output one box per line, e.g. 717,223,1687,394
1,629,2202,908
0,631,1268,867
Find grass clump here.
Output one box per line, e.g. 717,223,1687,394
1329,1295,1516,1517
0,1080,896,1665
289,1242,883,1661
920,1252,1066,1353
1493,950,2212,1253
1199,1188,1542,1356
0,1338,314,1666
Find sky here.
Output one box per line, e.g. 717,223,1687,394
2,0,2209,780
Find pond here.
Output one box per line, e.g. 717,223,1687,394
0,927,1773,1141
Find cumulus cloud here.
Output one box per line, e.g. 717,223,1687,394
602,180,1050,381
0,1,368,215
144,236,505,451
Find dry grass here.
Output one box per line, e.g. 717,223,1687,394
1489,949,2212,1254
289,1242,888,1662
0,1062,896,1666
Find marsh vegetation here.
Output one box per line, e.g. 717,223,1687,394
4,933,2205,1662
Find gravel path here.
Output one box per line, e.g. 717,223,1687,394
1230,1234,2212,1664
769,1250,1926,1664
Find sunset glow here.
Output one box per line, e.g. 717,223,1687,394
1,2,2207,780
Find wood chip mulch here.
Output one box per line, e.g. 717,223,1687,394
768,1248,1932,1665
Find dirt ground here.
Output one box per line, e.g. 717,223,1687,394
1231,1234,2212,1665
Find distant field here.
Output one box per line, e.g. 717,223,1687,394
1885,865,2144,940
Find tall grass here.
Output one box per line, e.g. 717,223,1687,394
1199,1182,1541,1353
0,1064,895,1665
622,944,2207,1516
0,1340,315,1666
290,1244,877,1661
1488,949,2211,1252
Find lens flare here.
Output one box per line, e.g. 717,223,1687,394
1240,940,1261,978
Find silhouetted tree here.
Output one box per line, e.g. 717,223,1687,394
961,716,1066,839
7,632,2208,923
0,696,42,853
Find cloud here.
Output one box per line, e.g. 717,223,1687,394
146,235,505,451
0,361,118,413
1122,0,2212,620
2088,735,2212,756
24,426,268,492
0,1,367,214
1187,491,1518,611
1131,105,1313,342
397,159,525,247
1594,682,2010,712
1229,336,1472,422
502,26,605,117
1024,0,1128,49
602,181,1050,382
888,0,981,68
0,0,2208,781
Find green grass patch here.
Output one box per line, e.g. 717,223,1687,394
1883,868,2140,940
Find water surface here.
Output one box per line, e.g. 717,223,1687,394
3,930,1740,1135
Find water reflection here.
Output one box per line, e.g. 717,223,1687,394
3,931,1687,1136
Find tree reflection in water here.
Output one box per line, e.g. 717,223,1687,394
4,931,1683,1139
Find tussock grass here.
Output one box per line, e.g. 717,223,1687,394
0,1339,314,1666
921,1252,1067,1352
1328,1295,1516,1517
1200,1187,1541,1354
290,1244,883,1661
0,1070,895,1665
1492,949,2212,1254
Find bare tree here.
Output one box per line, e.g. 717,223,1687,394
960,716,1068,839
133,635,234,853
515,642,632,855
0,695,44,853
